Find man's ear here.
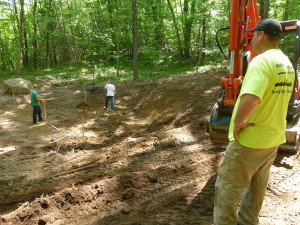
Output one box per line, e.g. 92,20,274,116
259,31,265,41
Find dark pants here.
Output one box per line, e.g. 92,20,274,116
33,106,42,123
105,96,115,111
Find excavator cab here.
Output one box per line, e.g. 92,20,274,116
207,0,300,152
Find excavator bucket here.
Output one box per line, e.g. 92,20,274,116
207,103,231,144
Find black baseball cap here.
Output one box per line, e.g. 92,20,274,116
247,18,282,36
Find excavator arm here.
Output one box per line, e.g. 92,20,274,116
208,0,259,144
222,0,259,107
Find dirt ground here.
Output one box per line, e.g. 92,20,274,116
0,68,299,225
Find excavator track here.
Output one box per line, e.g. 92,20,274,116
268,152,300,195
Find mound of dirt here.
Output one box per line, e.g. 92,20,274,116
0,68,299,225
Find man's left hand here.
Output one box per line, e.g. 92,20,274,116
233,122,253,140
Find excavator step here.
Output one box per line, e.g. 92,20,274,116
279,130,299,153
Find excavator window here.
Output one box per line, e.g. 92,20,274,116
279,33,295,60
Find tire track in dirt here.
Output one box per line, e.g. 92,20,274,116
259,152,300,225
64,152,222,225
268,152,300,195
2,140,223,225
0,136,161,212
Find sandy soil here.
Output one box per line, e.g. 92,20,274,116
0,68,299,225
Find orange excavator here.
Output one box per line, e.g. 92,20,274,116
207,0,300,152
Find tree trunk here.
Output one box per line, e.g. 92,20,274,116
53,45,57,66
0,32,8,71
167,0,183,58
132,0,139,80
115,0,120,76
46,0,53,67
16,0,24,76
23,25,29,67
107,0,114,31
0,31,14,70
11,0,19,38
107,0,116,58
151,0,164,49
33,0,38,68
199,17,207,66
283,0,290,20
182,0,196,59
259,0,270,19
66,0,79,61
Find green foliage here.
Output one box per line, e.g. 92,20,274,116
280,32,298,60
0,0,298,81
1,57,216,85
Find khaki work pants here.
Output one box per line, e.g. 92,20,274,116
213,141,278,225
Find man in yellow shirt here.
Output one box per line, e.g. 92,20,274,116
213,19,295,224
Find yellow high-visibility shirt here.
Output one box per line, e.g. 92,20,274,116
228,49,295,148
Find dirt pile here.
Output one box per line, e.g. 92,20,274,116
0,68,299,225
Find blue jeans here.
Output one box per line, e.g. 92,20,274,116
33,106,42,123
105,96,115,111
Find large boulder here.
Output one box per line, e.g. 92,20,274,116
2,78,33,94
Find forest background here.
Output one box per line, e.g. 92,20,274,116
0,0,299,84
